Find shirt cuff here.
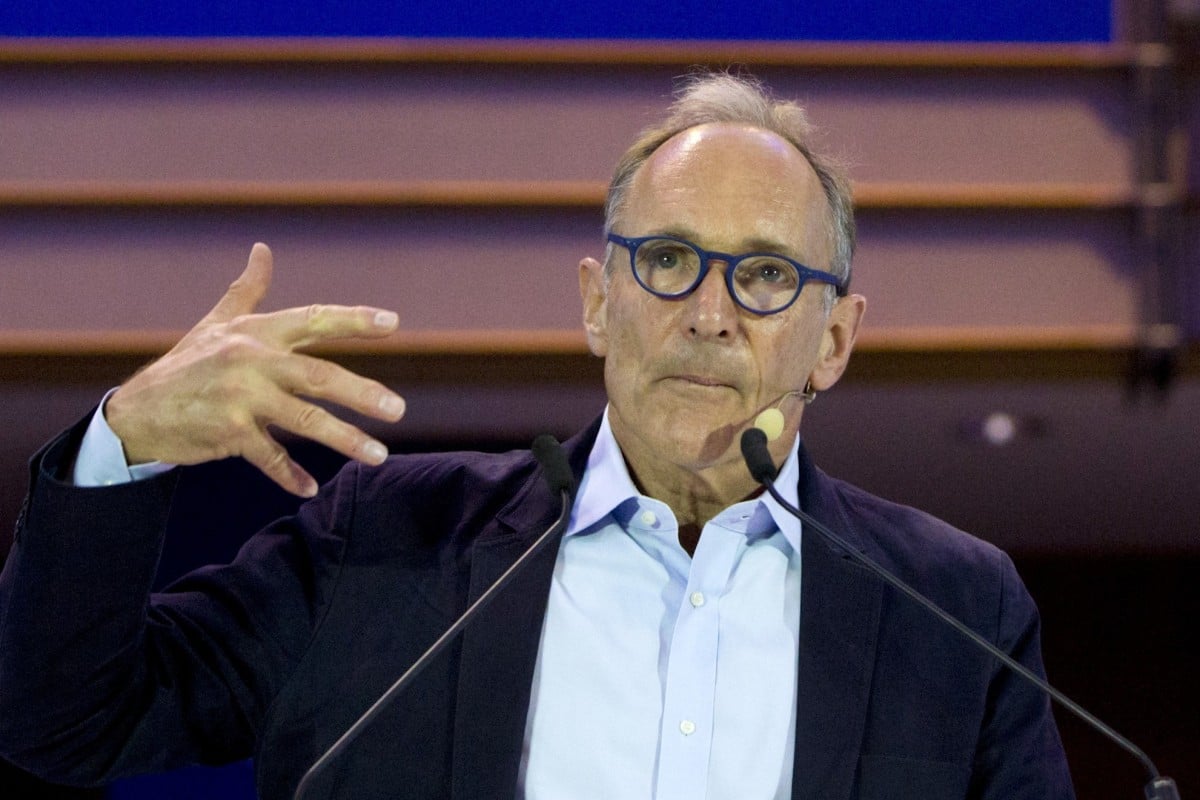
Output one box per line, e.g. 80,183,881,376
72,389,176,487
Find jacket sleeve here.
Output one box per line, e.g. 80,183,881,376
969,553,1075,799
0,421,354,787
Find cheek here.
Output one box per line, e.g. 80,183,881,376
753,318,823,389
605,288,669,358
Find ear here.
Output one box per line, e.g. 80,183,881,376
579,256,609,357
808,293,866,391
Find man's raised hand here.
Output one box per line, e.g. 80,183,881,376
104,243,406,497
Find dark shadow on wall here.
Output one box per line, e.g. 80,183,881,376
1016,554,1200,800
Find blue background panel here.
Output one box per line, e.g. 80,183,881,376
1,0,1111,42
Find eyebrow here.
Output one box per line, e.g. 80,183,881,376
654,227,799,259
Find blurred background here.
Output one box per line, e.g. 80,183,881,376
1,1,1197,797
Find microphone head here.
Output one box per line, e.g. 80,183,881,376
531,434,576,499
753,408,786,441
740,427,779,484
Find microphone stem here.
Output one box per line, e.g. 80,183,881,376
292,488,573,800
758,478,1172,791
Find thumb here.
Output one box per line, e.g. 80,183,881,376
203,242,273,323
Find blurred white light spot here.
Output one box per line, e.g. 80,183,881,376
982,412,1018,446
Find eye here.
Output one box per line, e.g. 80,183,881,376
640,242,691,270
737,258,799,289
633,240,702,294
755,263,785,283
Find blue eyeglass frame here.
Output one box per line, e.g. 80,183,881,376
606,232,847,316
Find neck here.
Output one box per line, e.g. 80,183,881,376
635,461,755,529
605,407,799,532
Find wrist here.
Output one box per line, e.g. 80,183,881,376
103,387,151,465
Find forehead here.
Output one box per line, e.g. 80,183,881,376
622,122,831,259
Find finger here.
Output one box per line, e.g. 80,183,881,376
267,393,390,467
270,352,406,422
241,429,320,498
233,304,400,350
204,242,274,324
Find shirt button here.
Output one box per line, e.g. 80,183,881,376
679,720,696,736
689,591,706,608
639,510,657,526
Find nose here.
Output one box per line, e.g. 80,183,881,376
684,261,736,340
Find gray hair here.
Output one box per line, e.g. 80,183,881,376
603,72,856,307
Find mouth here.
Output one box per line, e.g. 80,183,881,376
670,374,736,389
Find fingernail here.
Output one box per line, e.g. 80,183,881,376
364,441,388,463
374,311,398,329
301,479,319,498
380,394,405,416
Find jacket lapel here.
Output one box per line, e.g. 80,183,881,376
450,424,598,800
792,445,883,800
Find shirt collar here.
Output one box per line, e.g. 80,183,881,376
568,407,803,553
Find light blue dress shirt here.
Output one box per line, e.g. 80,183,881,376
520,410,803,800
75,403,805,799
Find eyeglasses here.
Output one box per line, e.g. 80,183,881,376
606,233,846,316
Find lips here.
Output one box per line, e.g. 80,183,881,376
667,373,737,390
655,354,743,391
676,374,730,386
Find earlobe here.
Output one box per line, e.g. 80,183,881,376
579,257,609,357
809,293,866,391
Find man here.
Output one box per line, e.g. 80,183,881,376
0,73,1073,799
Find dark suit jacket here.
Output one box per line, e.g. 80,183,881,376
0,417,1073,799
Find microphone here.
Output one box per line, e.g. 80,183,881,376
739,427,1181,800
532,433,575,497
751,386,815,443
752,408,786,442
292,435,577,800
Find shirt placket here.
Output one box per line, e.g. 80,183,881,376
654,521,741,800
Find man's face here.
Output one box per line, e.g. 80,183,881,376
580,122,863,481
